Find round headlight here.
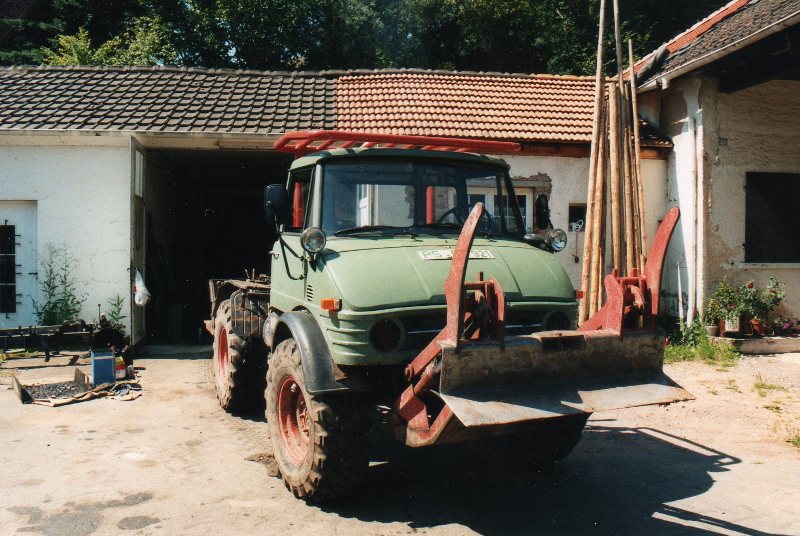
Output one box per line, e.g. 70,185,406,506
370,319,402,352
547,229,568,252
300,227,327,254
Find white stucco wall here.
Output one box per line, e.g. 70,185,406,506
0,136,132,331
653,76,800,320
505,154,668,288
705,79,800,318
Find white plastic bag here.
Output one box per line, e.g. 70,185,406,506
134,269,151,306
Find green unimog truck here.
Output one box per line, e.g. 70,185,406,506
206,130,691,502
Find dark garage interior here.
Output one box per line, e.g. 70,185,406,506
143,149,292,344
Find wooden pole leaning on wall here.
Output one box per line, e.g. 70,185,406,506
623,80,643,272
589,103,608,316
628,39,648,267
579,0,607,325
621,83,635,275
608,85,622,273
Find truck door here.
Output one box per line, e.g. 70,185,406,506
268,168,314,312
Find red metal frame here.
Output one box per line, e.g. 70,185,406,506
393,202,506,447
579,207,680,333
274,130,521,158
392,206,681,447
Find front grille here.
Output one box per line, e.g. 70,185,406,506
399,309,547,352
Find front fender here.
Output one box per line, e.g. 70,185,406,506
271,311,350,395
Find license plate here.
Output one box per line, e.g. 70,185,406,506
419,249,494,260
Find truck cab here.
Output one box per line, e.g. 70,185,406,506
267,148,577,368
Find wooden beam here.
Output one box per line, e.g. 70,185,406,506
579,0,607,325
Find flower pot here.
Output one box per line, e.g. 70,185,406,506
750,318,769,337
705,324,719,337
740,315,753,336
723,316,741,335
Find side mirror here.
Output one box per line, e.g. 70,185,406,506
535,194,551,230
264,184,289,227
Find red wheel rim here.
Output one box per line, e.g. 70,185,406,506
216,327,229,380
277,375,310,463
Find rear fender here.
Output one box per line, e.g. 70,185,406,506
271,311,352,395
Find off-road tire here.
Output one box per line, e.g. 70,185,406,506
212,300,266,413
266,338,370,502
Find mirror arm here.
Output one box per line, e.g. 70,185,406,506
278,235,305,281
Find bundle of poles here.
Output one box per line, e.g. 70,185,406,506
577,0,649,325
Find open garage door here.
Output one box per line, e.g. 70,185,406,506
142,149,291,344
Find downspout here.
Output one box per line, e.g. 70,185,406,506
687,115,698,324
639,11,800,92
694,111,705,322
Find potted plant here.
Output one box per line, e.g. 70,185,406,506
710,278,786,337
772,317,795,336
750,278,785,336
703,298,723,337
710,281,741,335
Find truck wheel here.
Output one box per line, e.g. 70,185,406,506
266,338,369,501
212,300,266,413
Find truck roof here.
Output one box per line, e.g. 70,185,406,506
289,147,511,171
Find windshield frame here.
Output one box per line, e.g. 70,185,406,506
315,155,525,238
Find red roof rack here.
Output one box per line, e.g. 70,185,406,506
274,130,521,158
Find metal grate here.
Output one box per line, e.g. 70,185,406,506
0,225,17,313
305,284,314,302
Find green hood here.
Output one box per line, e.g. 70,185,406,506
320,236,574,312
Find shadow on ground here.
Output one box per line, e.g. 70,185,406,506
135,345,211,360
318,420,772,535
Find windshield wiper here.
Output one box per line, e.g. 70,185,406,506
334,225,417,237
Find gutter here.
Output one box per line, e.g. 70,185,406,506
639,10,800,92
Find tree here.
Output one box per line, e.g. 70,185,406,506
42,17,178,66
6,0,729,74
0,0,146,65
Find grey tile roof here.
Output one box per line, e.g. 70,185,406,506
0,65,670,147
0,66,337,133
638,0,800,86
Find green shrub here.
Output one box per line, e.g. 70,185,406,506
31,245,87,325
103,294,127,335
664,319,740,366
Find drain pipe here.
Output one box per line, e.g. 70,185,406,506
687,115,699,324
677,260,685,328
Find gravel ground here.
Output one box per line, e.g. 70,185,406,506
23,380,89,401
0,350,798,535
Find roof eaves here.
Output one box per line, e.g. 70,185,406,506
638,8,800,91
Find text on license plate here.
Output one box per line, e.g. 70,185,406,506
419,249,495,260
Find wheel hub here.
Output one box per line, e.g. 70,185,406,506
217,327,230,380
277,376,310,463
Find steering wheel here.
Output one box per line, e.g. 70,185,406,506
437,206,494,235
437,207,464,225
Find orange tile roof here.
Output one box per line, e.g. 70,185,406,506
336,72,598,143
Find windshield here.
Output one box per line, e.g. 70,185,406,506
319,159,524,237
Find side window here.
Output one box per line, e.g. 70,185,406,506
745,172,800,262
286,169,313,232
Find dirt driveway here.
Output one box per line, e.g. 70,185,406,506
1,348,799,535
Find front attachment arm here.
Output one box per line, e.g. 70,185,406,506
393,202,507,446
579,207,680,333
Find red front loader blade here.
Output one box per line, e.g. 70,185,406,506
392,204,692,447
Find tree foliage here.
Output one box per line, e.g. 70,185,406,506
3,0,726,74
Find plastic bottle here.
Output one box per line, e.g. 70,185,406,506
115,356,127,380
